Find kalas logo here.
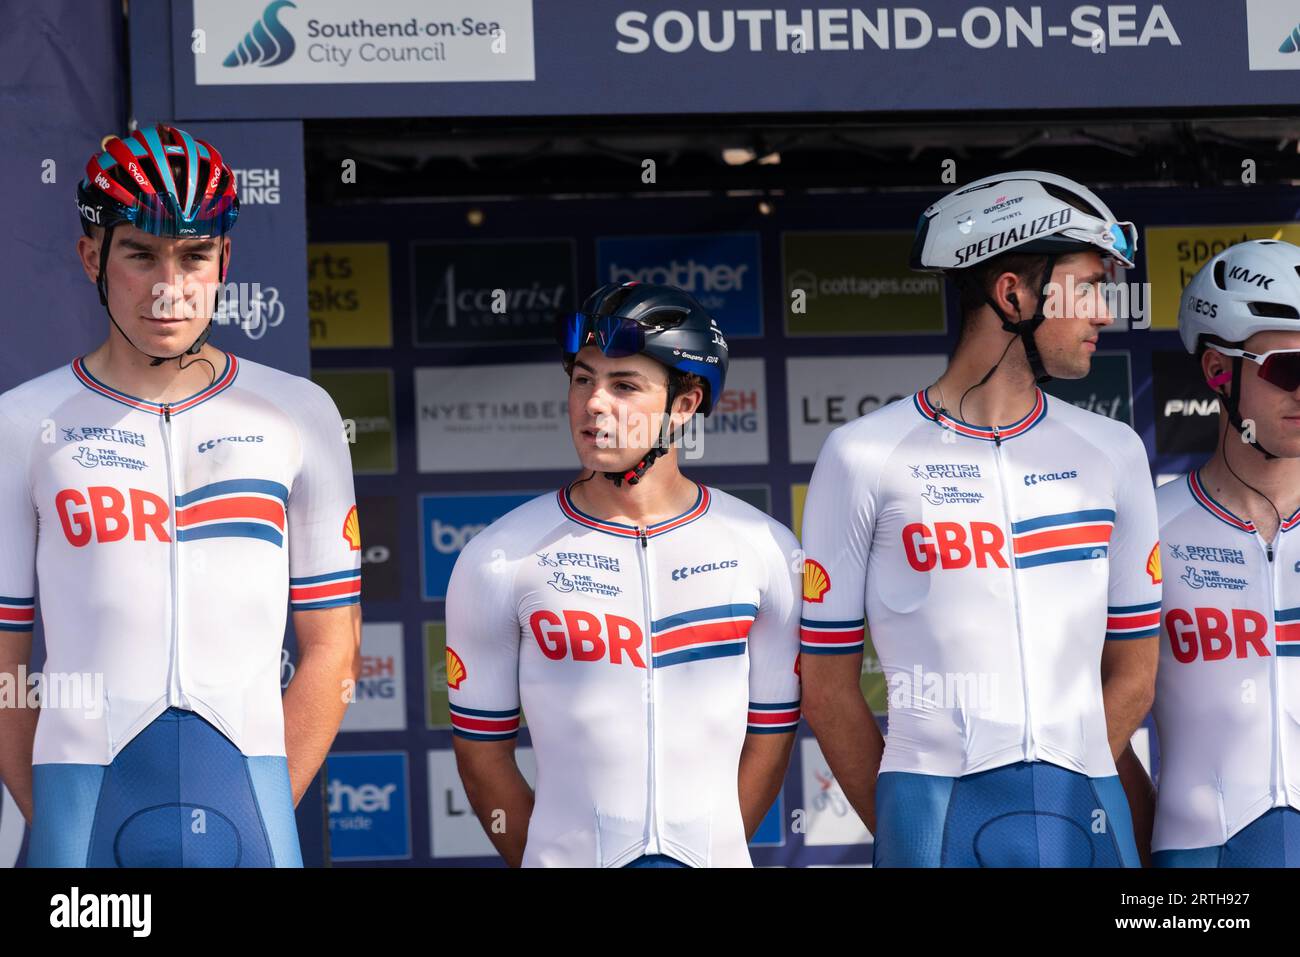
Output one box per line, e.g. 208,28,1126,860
223,0,297,68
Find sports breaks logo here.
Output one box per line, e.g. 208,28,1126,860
223,0,297,68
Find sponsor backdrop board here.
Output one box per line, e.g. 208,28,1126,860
288,185,1295,867
153,1,1300,120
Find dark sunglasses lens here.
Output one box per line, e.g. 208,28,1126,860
1259,352,1300,392
594,315,645,357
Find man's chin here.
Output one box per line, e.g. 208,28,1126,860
575,447,648,475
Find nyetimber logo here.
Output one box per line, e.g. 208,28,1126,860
223,0,298,68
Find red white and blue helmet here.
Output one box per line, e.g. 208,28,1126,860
76,124,239,238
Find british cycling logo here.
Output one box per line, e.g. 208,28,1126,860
223,0,297,68
1167,543,1246,566
62,426,145,447
1022,469,1078,486
909,463,981,480
545,571,622,598
71,446,148,471
536,551,621,572
1179,565,1249,591
671,559,739,581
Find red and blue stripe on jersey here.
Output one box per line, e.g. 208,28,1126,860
0,596,34,632
1106,601,1162,640
913,387,1047,441
1011,509,1115,568
747,700,801,734
175,478,289,547
650,602,756,667
799,617,866,655
72,355,239,416
289,569,361,611
450,704,521,741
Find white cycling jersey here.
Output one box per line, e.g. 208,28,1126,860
445,482,802,868
800,388,1162,779
1152,471,1300,852
0,352,361,765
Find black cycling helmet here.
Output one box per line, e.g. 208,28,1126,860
559,282,729,486
560,281,728,415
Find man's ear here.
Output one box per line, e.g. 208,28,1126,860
1201,349,1230,395
220,236,232,281
76,231,102,285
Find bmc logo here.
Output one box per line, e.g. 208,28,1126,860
1166,608,1269,663
903,521,1008,572
56,486,170,546
529,610,646,668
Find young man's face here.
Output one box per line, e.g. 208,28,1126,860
1206,329,1300,458
78,223,230,357
1024,251,1113,380
566,346,699,475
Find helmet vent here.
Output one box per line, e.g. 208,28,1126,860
1248,301,1299,320
1213,259,1228,291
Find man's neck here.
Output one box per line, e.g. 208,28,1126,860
567,456,699,529
1198,427,1300,538
82,335,226,404
929,337,1039,427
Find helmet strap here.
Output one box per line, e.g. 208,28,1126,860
1222,355,1278,461
603,378,680,487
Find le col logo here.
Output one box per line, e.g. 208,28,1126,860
1023,469,1077,486
198,435,265,453
671,559,738,581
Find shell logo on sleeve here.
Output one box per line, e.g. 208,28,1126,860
1146,542,1162,584
803,559,831,602
446,647,467,689
342,504,361,551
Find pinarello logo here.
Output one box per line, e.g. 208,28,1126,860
803,559,831,602
1147,542,1163,584
445,647,467,689
342,504,361,551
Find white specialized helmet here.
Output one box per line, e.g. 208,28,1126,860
1177,239,1300,354
910,170,1137,272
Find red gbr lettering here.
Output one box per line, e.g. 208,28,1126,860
528,610,646,668
1165,607,1270,663
902,521,1008,572
55,487,170,546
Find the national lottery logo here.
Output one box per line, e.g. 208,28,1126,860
909,463,981,481
71,446,148,472
545,571,622,598
920,484,984,507
1179,565,1249,591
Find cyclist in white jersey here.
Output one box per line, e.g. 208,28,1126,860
1125,240,1300,866
800,171,1160,866
0,125,362,867
446,282,801,868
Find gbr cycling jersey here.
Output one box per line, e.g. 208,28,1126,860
800,388,1162,779
445,483,802,868
0,352,362,766
1152,471,1300,854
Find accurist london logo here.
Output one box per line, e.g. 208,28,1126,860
223,1,297,68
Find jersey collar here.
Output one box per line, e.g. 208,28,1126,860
72,352,238,416
1189,469,1300,534
557,482,711,539
913,387,1047,441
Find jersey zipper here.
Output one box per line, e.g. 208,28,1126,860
636,525,661,855
990,424,1037,763
160,403,189,710
1257,527,1287,806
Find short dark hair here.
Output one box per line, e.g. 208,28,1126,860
562,355,705,409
